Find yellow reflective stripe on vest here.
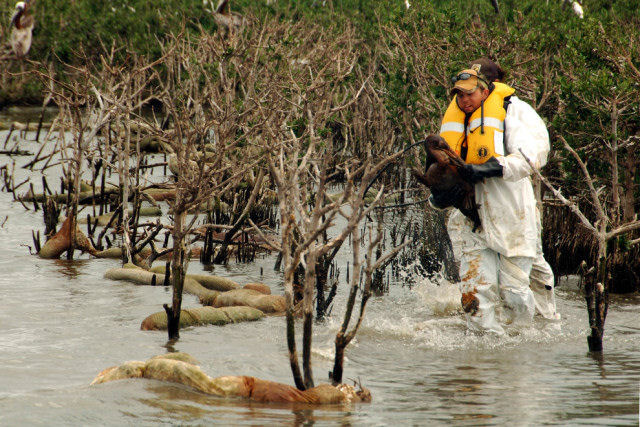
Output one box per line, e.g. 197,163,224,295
439,82,515,165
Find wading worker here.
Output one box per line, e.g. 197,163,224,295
430,63,551,335
469,58,560,325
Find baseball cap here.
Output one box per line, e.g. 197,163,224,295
450,68,489,95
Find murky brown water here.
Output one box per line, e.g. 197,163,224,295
1,109,639,425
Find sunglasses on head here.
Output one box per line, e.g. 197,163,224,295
451,72,489,86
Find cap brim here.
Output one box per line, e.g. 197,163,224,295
451,76,480,95
451,88,477,95
450,86,478,96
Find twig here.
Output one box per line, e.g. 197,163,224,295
247,218,281,251
558,136,608,227
518,147,596,233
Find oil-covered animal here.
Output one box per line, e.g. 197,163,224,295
411,134,481,231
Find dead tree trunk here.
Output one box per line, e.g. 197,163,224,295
117,116,133,265
165,209,187,341
66,109,85,260
586,232,609,352
43,197,59,238
279,183,306,390
315,247,340,319
331,226,362,385
302,250,317,389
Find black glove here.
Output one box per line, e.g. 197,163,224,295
461,156,503,184
429,185,465,209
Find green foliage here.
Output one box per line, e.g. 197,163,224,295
1,0,210,63
3,0,638,186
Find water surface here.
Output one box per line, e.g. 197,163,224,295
1,118,638,425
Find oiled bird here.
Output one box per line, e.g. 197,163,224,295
10,0,34,58
212,0,246,34
411,134,481,231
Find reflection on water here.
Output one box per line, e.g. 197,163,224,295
589,351,606,378
135,382,362,426
53,258,91,279
1,114,639,425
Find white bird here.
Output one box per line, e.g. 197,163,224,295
572,1,584,18
10,0,34,58
405,0,411,9
212,0,246,34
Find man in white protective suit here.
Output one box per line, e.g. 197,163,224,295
429,60,559,335
466,58,561,325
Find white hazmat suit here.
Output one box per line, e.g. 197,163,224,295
444,96,559,334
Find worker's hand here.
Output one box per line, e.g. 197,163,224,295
461,157,504,183
428,185,465,209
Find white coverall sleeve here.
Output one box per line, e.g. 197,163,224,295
497,97,550,182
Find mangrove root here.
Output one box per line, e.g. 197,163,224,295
38,215,97,259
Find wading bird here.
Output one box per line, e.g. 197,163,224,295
571,1,584,18
212,0,246,34
10,0,34,58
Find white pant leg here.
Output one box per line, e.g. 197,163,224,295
498,255,536,326
459,247,503,335
530,253,560,320
530,206,560,320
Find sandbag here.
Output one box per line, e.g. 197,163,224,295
104,266,163,286
95,247,200,260
200,288,286,314
143,188,176,201
104,267,220,301
78,207,162,226
140,306,264,330
93,247,150,259
22,192,81,204
188,274,240,292
91,360,146,384
243,283,271,295
91,355,371,404
150,265,239,292
137,136,169,153
23,180,119,204
150,352,199,365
